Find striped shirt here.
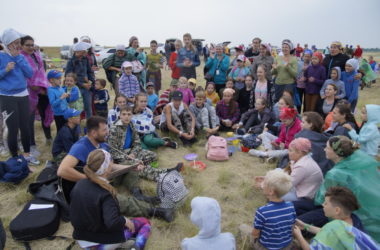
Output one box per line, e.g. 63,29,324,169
254,201,296,250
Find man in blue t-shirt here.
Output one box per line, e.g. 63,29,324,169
57,116,175,221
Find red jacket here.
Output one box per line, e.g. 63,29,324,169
169,52,180,79
275,117,302,149
353,47,362,58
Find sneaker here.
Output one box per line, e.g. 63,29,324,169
248,149,268,158
0,146,9,157
163,137,178,149
25,155,40,166
30,145,41,158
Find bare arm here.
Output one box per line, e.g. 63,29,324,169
57,155,86,182
252,228,260,240
164,105,181,135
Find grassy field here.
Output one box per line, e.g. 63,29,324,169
1,49,379,250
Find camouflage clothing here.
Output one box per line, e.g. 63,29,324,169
108,120,167,184
52,151,67,167
160,106,193,133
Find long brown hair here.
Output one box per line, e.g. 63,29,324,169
302,112,324,133
133,92,148,113
83,150,117,198
183,33,196,52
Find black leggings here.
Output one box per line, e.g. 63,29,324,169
54,115,66,133
30,94,52,145
0,95,31,157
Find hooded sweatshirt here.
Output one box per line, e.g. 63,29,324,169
319,67,346,99
275,117,302,149
348,104,380,157
181,197,235,250
341,69,360,103
189,102,220,130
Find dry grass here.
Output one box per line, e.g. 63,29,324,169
1,50,380,250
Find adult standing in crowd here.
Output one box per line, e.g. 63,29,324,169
271,39,298,102
176,33,200,79
169,39,182,83
69,37,78,58
126,36,147,87
65,41,95,119
102,44,129,95
250,43,274,81
20,35,54,157
0,28,39,165
322,41,351,77
245,37,261,63
80,36,98,73
205,44,230,94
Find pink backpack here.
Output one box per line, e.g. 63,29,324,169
206,136,229,161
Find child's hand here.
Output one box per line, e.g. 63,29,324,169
343,123,353,131
125,218,135,233
94,100,99,104
280,142,285,150
128,153,135,159
295,219,306,230
271,141,279,149
300,76,306,82
225,120,232,127
272,63,277,69
293,225,303,238
60,93,69,99
5,62,15,72
308,77,315,82
254,176,264,189
354,73,362,80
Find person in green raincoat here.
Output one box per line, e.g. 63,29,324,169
295,135,380,243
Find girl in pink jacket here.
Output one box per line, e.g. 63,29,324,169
249,107,301,163
177,76,194,105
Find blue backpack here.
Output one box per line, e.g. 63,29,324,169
0,156,29,184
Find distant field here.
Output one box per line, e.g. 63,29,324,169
0,50,379,249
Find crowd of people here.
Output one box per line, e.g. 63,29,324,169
1,27,380,249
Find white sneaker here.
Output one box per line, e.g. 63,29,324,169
30,145,41,158
0,146,9,157
25,155,40,166
248,149,268,157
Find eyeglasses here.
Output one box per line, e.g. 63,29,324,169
24,44,34,47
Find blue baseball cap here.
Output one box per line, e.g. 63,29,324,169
63,108,81,120
47,70,63,80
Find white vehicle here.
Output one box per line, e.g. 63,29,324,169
60,45,71,59
95,48,116,64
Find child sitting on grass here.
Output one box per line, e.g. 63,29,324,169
93,78,109,118
293,186,378,249
343,104,380,158
216,88,240,131
146,82,158,111
239,170,296,250
249,107,301,163
233,97,274,135
205,82,220,106
63,73,83,112
107,94,127,127
189,88,220,137
182,196,235,250
218,78,239,101
177,76,194,106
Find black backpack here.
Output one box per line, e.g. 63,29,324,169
9,199,60,242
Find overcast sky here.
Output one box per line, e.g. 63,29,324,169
1,0,379,48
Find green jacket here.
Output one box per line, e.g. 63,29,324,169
314,150,380,242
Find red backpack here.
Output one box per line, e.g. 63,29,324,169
206,136,229,161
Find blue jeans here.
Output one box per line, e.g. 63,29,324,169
80,88,92,118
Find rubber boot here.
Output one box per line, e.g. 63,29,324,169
148,207,175,222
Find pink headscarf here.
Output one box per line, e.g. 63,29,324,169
289,138,311,153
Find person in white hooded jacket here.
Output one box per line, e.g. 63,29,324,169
181,197,236,250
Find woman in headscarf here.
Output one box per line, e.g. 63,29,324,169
271,39,298,102
0,28,39,165
20,35,54,155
